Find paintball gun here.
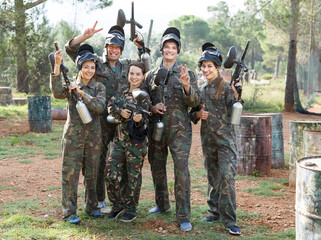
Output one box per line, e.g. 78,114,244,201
48,43,92,124
223,40,250,125
117,1,151,72
152,69,170,141
107,89,151,124
126,89,152,116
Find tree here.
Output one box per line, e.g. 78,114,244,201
284,0,300,112
1,0,112,93
169,15,210,52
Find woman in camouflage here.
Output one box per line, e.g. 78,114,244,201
190,43,242,235
50,44,106,224
106,61,150,222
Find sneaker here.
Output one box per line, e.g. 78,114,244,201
202,216,220,223
225,225,241,235
120,212,137,222
91,211,104,218
149,206,171,214
68,216,81,225
98,201,111,214
180,222,192,231
108,209,124,219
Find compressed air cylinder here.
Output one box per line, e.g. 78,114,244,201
76,101,92,124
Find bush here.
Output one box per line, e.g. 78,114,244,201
262,73,273,80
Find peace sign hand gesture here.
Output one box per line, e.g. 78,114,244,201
179,64,191,95
83,21,103,40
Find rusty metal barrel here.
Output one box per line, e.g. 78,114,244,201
296,157,321,240
289,120,321,188
51,107,67,120
234,115,272,175
254,113,284,168
304,130,321,157
0,87,13,105
28,96,52,133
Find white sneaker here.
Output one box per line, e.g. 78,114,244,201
98,201,111,213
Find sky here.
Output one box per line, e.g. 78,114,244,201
44,0,245,37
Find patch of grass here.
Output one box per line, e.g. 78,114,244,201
235,175,259,181
0,105,28,120
19,159,34,164
0,124,63,160
46,186,61,191
242,79,285,112
243,180,285,197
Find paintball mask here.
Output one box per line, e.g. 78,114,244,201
160,27,181,54
105,25,125,52
198,42,223,67
75,44,97,70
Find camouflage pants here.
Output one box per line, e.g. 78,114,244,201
61,124,101,220
148,125,191,223
97,117,116,202
203,142,237,227
106,140,146,214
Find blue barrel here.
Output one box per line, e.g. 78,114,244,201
28,96,52,133
296,157,321,239
254,113,284,168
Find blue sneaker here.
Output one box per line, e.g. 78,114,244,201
98,201,111,213
149,206,171,214
68,216,81,225
202,216,220,223
180,222,192,231
225,225,241,235
91,211,104,218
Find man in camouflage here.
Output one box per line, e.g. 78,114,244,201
189,43,242,235
106,61,150,222
145,27,200,231
50,44,106,224
65,22,143,213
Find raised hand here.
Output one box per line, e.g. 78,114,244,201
83,21,103,40
179,64,191,95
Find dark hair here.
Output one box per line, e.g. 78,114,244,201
128,61,146,75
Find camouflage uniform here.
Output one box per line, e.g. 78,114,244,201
106,86,150,215
50,74,106,220
65,42,131,202
190,76,238,227
145,63,200,223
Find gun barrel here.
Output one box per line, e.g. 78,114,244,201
240,40,251,61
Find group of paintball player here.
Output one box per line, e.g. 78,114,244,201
50,18,242,235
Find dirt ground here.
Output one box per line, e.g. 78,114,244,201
0,108,320,234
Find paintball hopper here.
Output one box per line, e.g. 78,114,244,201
117,9,127,27
132,89,148,103
116,2,143,41
223,46,237,69
154,69,168,86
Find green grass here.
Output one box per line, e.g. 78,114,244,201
0,123,63,160
243,180,285,197
0,198,295,239
242,78,285,112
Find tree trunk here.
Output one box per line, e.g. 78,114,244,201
284,0,300,112
273,54,281,80
15,0,29,93
251,49,255,69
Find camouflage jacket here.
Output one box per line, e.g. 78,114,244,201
50,74,106,125
65,41,133,118
145,62,200,136
190,77,237,144
107,86,151,143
